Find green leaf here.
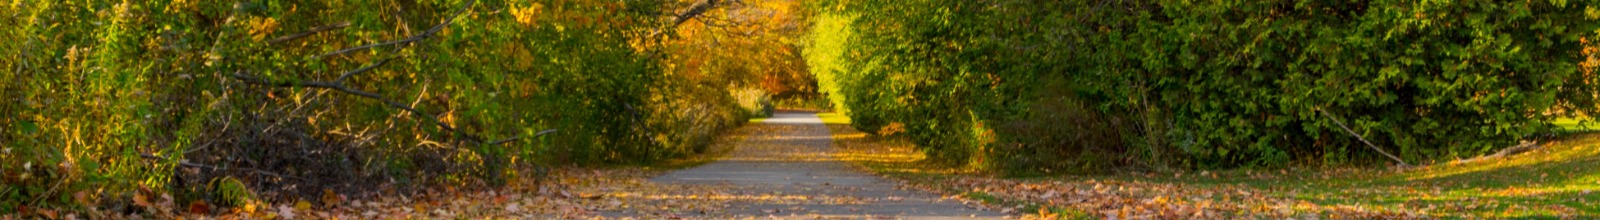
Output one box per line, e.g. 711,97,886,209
17,120,38,135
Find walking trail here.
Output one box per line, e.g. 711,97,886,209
640,111,1002,219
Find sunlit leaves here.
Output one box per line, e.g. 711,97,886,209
245,17,280,42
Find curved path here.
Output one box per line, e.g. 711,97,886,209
648,111,1002,219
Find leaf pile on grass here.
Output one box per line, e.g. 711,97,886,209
1,167,712,219
826,124,1600,219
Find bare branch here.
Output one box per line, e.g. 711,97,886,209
648,0,719,39
229,71,458,134
268,21,352,45
314,0,476,59
336,57,397,83
1316,108,1410,167
141,154,303,180
671,0,720,27
486,129,558,145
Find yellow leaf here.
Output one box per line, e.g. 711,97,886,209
295,200,312,211
243,202,259,213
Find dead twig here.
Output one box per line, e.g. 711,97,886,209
268,21,352,45
1316,108,1411,167
1455,141,1541,164
486,129,558,145
229,70,459,135
140,154,303,180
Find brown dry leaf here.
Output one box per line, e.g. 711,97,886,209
36,209,57,220
506,202,522,213
321,189,341,208
276,204,296,220
187,201,212,215
156,194,175,213
73,191,90,205
132,193,153,208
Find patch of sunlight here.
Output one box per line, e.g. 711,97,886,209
1407,134,1600,181
816,112,852,125
753,135,844,141
720,155,843,162
1555,117,1591,131
758,117,823,124
839,152,922,164
879,167,964,175
834,133,867,140
1447,185,1576,199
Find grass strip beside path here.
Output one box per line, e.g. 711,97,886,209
825,122,1600,219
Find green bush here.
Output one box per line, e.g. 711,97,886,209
807,0,1600,172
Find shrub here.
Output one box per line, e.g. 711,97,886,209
806,0,1600,172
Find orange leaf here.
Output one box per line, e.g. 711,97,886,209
36,209,57,220
321,189,342,208
188,201,212,215
133,193,153,208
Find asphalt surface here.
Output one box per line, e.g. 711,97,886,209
646,111,1003,219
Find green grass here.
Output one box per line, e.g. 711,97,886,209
1556,117,1593,131
825,116,1600,218
816,112,852,125
1085,133,1600,218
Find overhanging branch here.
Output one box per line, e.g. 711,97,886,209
268,21,352,45
229,70,460,136
648,0,719,39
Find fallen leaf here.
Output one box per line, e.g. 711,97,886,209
132,193,152,208
295,200,313,211
36,209,57,219
321,189,341,208
506,202,522,213
276,204,296,220
156,194,175,213
73,191,90,204
188,201,212,215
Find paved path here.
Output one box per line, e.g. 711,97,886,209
647,111,1002,219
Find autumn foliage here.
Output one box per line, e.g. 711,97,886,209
0,0,812,215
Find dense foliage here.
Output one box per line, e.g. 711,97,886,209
807,0,1600,173
0,0,809,213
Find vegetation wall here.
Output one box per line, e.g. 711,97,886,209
806,0,1600,173
0,0,800,212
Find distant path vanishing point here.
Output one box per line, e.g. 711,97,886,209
648,111,1003,219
